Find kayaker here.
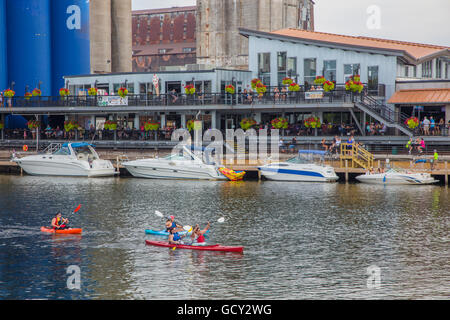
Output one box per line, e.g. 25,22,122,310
168,227,185,245
165,216,183,232
191,222,210,246
51,212,69,230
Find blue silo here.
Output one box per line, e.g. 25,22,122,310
51,0,90,95
6,0,52,96
0,0,7,91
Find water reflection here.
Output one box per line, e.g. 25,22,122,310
0,175,448,299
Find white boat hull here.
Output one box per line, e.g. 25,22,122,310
123,160,227,180
356,173,438,185
258,165,339,182
16,157,116,177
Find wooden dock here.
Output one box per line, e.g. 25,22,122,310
1,158,449,185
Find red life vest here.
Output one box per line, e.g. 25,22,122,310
197,234,205,243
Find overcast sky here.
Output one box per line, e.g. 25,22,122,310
132,0,450,47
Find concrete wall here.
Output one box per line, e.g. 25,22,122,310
197,0,314,69
90,0,112,74
111,0,132,73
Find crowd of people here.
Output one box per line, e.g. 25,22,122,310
418,116,449,136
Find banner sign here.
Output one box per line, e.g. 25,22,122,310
305,91,324,100
97,96,128,106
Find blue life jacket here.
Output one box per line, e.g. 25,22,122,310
173,232,181,242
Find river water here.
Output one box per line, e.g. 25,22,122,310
0,174,448,300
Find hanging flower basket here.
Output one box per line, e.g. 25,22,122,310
0,122,4,130
255,82,267,94
118,87,128,98
345,76,364,93
304,117,321,129
405,117,419,129
184,84,196,95
25,92,33,100
282,77,293,85
59,88,70,97
225,84,235,94
186,119,195,132
314,76,326,85
104,120,118,131
32,88,41,97
288,83,300,92
251,78,262,90
240,118,257,131
352,74,361,82
271,117,288,129
3,89,15,98
64,120,79,132
88,87,98,96
144,121,160,131
27,120,41,129
323,81,335,92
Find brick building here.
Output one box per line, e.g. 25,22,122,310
132,6,197,72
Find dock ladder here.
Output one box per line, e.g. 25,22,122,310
340,143,374,170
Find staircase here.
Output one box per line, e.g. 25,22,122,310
340,142,374,170
355,95,414,137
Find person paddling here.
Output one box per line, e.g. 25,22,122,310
168,227,185,245
190,222,210,246
51,212,69,230
165,215,184,233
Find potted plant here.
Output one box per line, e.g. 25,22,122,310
282,77,293,85
240,118,257,131
0,122,3,130
255,82,267,95
314,76,326,85
186,119,195,132
251,78,262,90
3,89,15,98
32,88,41,97
25,92,33,100
346,76,364,93
288,83,300,92
64,120,79,132
144,121,160,131
59,88,70,97
225,84,235,94
88,87,98,96
271,117,288,129
304,116,321,129
27,120,41,129
118,87,128,98
323,80,335,92
405,117,419,130
184,84,196,95
104,120,117,131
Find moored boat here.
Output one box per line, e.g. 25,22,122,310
13,142,116,177
355,168,438,185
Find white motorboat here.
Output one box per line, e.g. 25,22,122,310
13,142,116,177
122,145,228,180
355,168,438,185
258,150,339,182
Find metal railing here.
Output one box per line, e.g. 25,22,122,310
1,85,368,108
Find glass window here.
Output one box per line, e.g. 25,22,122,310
344,63,360,82
404,65,409,77
258,52,271,86
304,58,317,86
323,60,336,81
436,59,442,78
287,57,297,79
277,52,287,72
422,60,432,78
368,66,379,94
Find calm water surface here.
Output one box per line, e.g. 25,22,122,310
0,174,448,299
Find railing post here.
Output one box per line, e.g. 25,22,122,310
445,161,448,185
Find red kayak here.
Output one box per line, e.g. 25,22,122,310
145,240,244,253
41,227,83,234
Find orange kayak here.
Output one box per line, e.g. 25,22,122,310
40,227,83,234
